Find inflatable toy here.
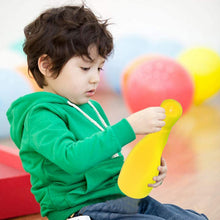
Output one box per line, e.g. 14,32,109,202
118,99,182,198
0,68,32,138
147,39,183,58
122,55,157,97
17,65,42,92
178,47,220,105
104,35,149,93
10,39,26,57
122,56,194,114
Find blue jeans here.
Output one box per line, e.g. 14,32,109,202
76,196,208,220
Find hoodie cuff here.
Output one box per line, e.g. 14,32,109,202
111,118,136,147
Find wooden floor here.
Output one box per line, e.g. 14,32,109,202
1,90,220,220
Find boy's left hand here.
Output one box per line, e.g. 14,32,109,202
148,157,167,188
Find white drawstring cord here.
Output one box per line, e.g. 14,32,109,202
67,100,119,158
67,100,107,131
88,101,108,128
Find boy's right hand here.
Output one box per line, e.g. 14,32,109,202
126,107,166,135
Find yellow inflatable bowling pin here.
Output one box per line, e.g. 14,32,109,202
118,99,182,199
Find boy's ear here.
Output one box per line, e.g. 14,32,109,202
38,54,52,76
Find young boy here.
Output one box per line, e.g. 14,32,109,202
7,4,208,220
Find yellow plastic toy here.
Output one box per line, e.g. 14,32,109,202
118,99,182,199
178,47,220,105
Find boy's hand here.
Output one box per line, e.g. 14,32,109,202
126,107,166,135
148,157,167,188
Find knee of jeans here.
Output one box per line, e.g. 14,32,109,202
138,197,150,214
138,196,164,215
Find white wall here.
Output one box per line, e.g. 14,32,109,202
0,0,220,51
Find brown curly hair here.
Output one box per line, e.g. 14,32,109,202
23,4,113,88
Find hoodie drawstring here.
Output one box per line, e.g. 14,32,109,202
67,100,107,131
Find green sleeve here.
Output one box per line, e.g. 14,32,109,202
25,108,135,174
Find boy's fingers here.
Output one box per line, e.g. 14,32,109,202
148,180,163,188
158,113,166,120
158,165,167,174
161,157,166,166
157,121,166,127
153,173,166,182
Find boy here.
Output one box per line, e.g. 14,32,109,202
7,4,208,220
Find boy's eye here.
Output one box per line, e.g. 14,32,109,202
81,67,90,71
98,67,103,72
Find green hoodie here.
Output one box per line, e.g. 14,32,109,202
7,92,136,220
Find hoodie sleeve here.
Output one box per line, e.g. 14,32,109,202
25,107,136,174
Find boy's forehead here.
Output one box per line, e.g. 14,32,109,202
83,45,106,63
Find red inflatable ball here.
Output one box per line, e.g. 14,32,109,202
122,56,194,114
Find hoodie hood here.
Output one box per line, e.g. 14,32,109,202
7,92,68,149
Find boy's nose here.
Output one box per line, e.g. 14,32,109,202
90,71,100,84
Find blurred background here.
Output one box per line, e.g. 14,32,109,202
0,0,220,219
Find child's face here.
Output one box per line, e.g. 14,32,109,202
44,45,105,105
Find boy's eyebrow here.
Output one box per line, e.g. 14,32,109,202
82,57,105,65
100,60,105,65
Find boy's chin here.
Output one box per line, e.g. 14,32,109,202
68,98,90,105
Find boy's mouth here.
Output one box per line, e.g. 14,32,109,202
86,89,96,97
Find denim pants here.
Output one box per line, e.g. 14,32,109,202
76,196,208,220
